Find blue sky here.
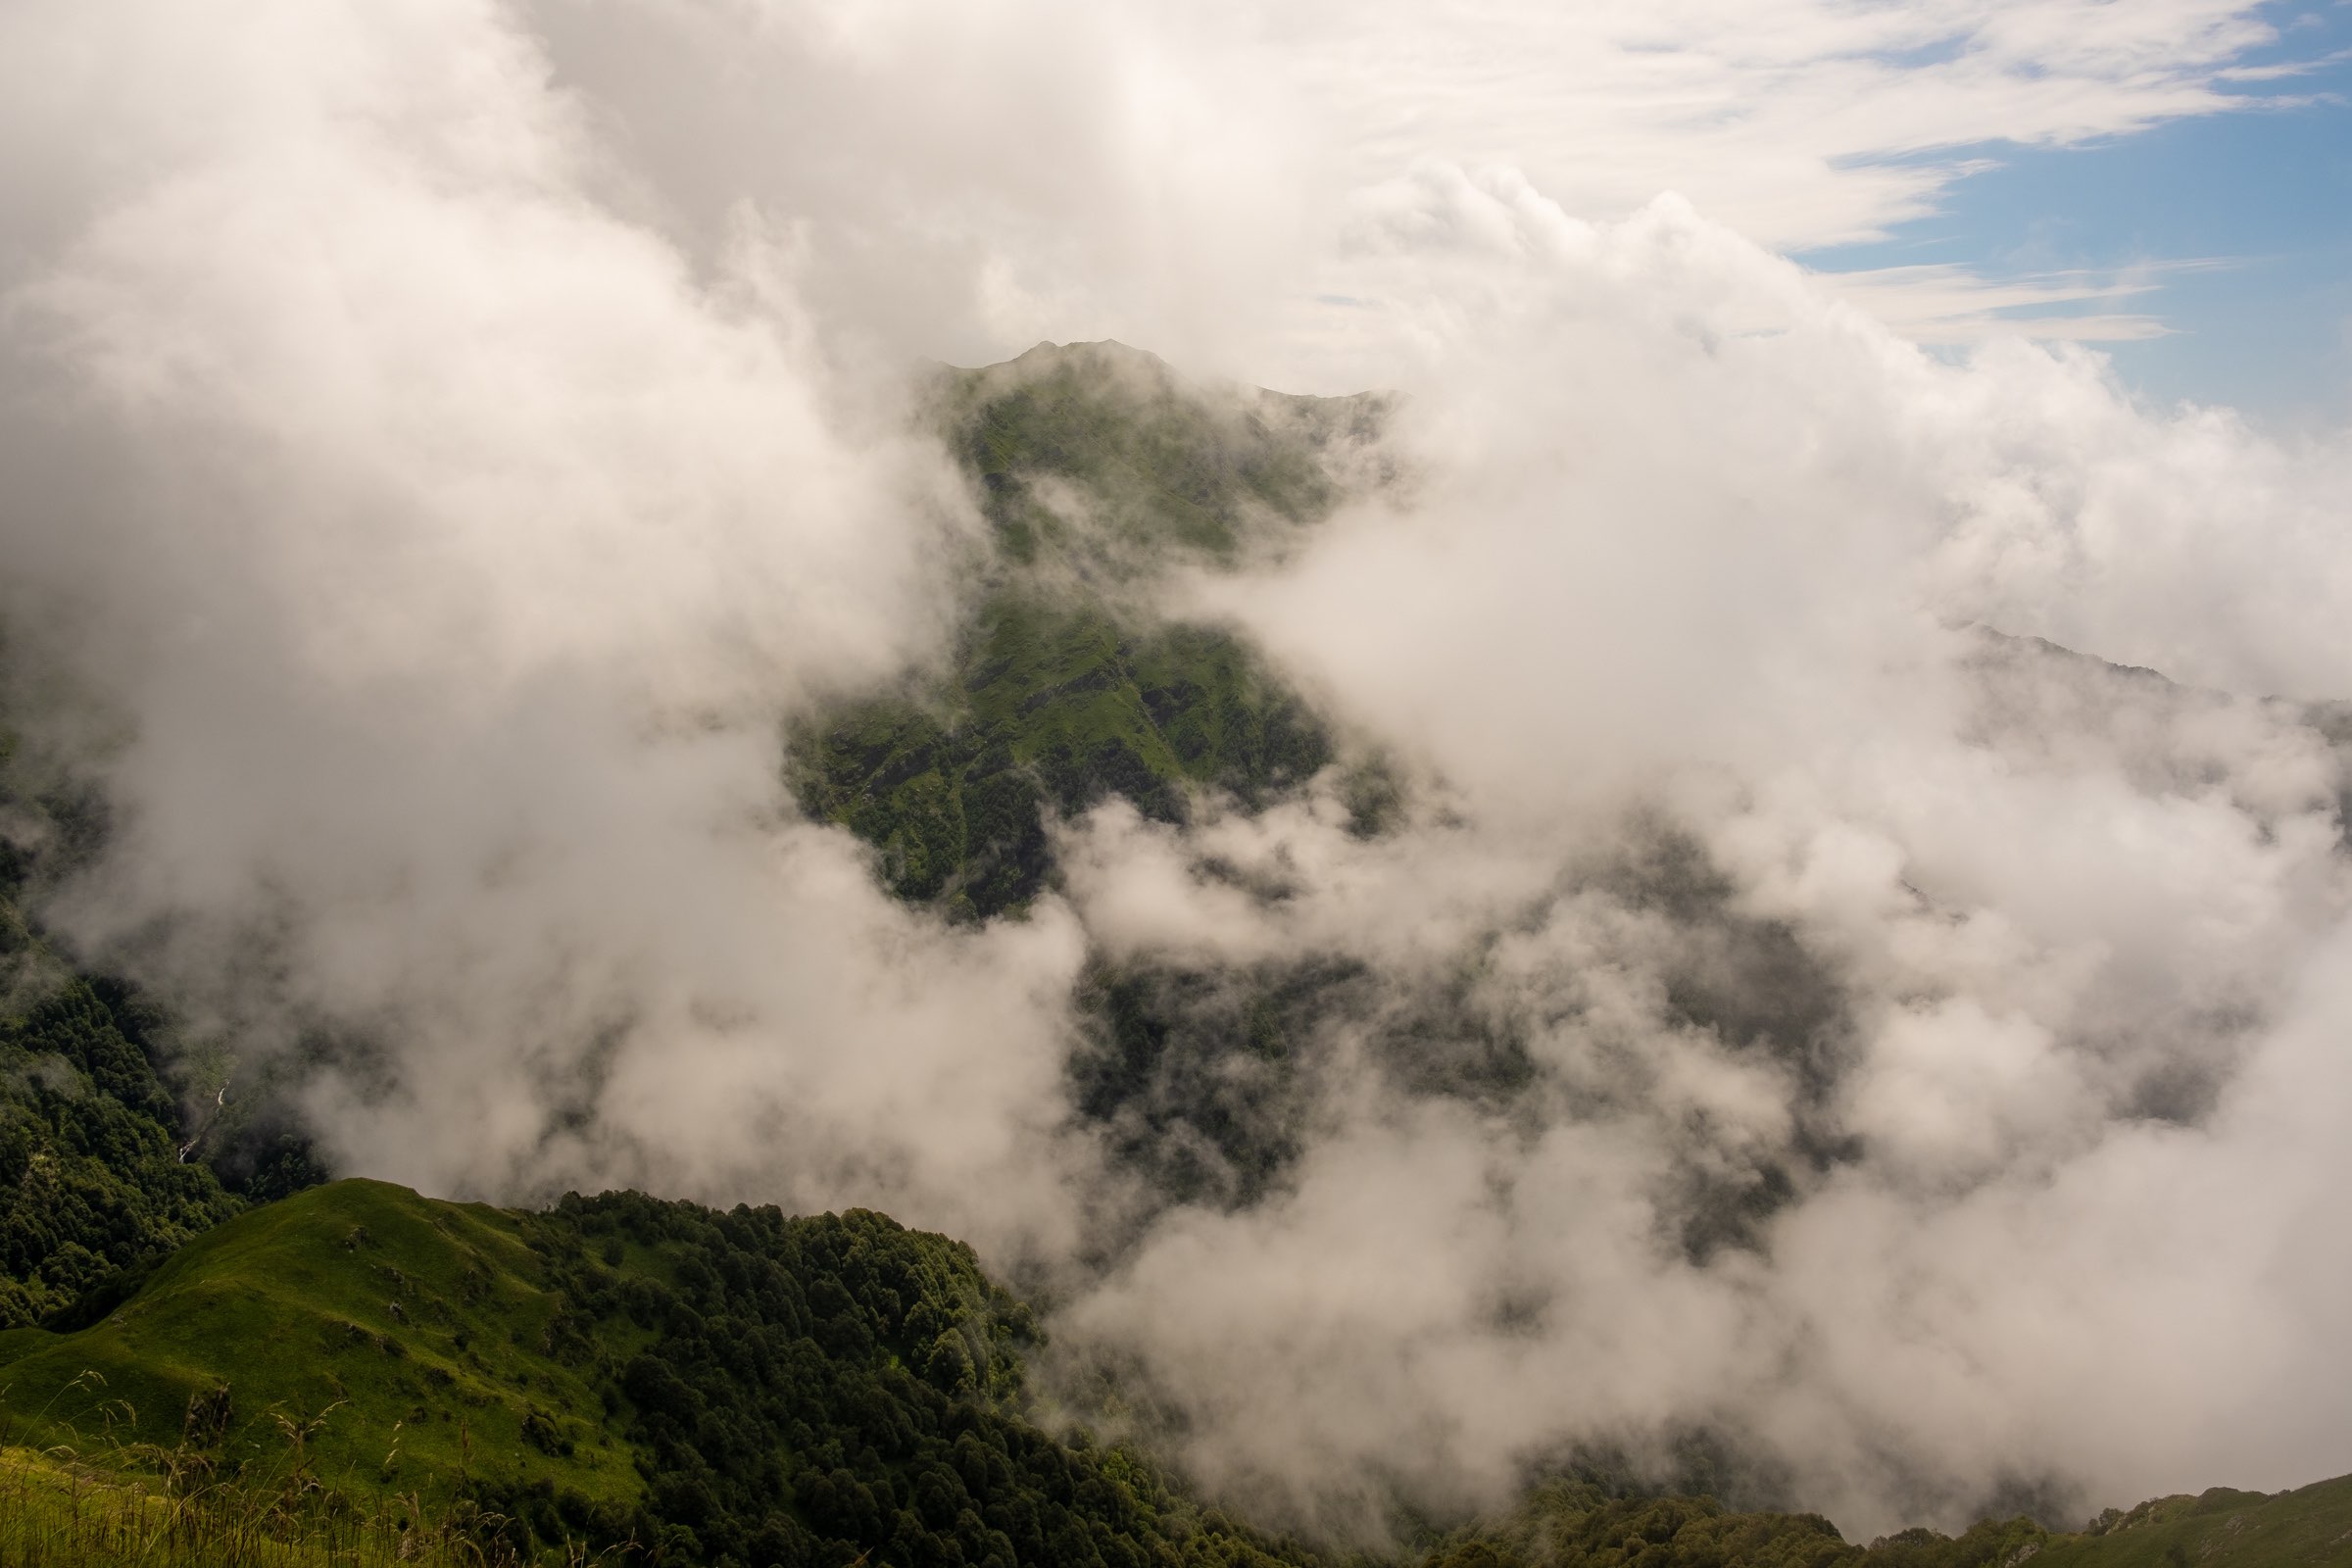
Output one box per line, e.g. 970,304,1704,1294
1804,2,2352,428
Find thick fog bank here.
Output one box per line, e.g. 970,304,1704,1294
4,0,2352,1546
1118,182,2352,1533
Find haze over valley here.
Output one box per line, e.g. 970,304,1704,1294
1,4,2350,1565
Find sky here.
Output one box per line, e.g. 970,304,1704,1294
514,0,2352,416
4,0,2352,1547
1800,1,2352,425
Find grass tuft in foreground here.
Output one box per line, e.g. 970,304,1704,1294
0,1441,622,1566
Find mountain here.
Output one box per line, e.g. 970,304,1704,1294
0,1177,1324,1568
1429,1477,2352,1568
789,341,1388,919
0,342,2346,1566
4,1176,2348,1567
0,722,318,1332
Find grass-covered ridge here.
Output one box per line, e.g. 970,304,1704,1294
0,1179,1332,1566
1,1178,2348,1567
0,1180,637,1515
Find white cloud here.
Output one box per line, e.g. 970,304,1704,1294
1813,261,2235,344
514,0,2297,373
0,0,1096,1261
4,0,2351,1547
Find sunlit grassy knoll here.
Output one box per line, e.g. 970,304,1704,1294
0,1180,640,1521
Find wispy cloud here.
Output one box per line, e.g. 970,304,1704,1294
1816,258,2238,343
514,0,2301,373
4,0,2351,1548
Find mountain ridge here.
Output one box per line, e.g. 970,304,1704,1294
6,1175,2349,1567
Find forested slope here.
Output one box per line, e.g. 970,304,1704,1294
788,341,1382,919
0,728,268,1329
4,1177,2346,1568
0,1178,1327,1568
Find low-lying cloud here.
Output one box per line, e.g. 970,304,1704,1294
4,0,2351,1549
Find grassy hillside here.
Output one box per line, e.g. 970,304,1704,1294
0,1180,636,1518
0,1441,504,1566
0,1180,1331,1566
0,1179,2347,1567
2038,1478,2352,1566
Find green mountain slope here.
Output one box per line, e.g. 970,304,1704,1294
0,724,256,1329
3,348,2348,1567
940,338,1387,571
0,976,247,1329
0,1179,637,1519
2038,1479,2352,1565
791,601,1333,916
0,1180,1329,1567
4,1179,2347,1568
790,342,1377,920
1421,1474,2352,1568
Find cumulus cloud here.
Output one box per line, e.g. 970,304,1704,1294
0,0,1098,1262
3,0,2352,1551
521,0,2302,369
1052,173,2352,1534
